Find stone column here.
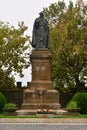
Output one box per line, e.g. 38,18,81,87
30,50,53,89
31,50,51,82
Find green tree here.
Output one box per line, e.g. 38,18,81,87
43,0,87,93
0,68,15,89
0,21,30,89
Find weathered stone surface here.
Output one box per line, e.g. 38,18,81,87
30,50,51,82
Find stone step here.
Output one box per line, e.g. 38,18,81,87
16,109,68,116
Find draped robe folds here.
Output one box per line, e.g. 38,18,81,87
32,16,50,49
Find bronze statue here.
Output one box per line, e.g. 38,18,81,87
32,12,50,49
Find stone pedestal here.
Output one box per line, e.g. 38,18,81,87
17,50,61,115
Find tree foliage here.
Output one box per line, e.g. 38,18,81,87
43,0,87,93
0,68,15,89
0,21,30,89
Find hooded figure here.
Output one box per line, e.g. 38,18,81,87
32,12,50,49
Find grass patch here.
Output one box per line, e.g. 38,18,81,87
0,114,87,118
54,115,87,118
0,114,36,118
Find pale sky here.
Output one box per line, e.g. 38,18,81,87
0,0,77,86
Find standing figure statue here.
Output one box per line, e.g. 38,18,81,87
32,12,50,49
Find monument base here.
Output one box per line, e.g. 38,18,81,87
22,88,60,109
17,87,62,115
17,50,62,115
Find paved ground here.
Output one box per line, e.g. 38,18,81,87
0,118,87,130
0,118,87,123
0,123,87,130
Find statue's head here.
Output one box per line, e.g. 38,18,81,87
39,12,44,17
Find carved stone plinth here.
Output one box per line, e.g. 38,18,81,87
17,50,61,115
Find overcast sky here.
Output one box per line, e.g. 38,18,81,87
0,0,77,86
0,0,77,36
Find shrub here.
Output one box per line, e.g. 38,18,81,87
66,101,77,109
4,103,16,109
72,92,87,114
0,92,7,113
